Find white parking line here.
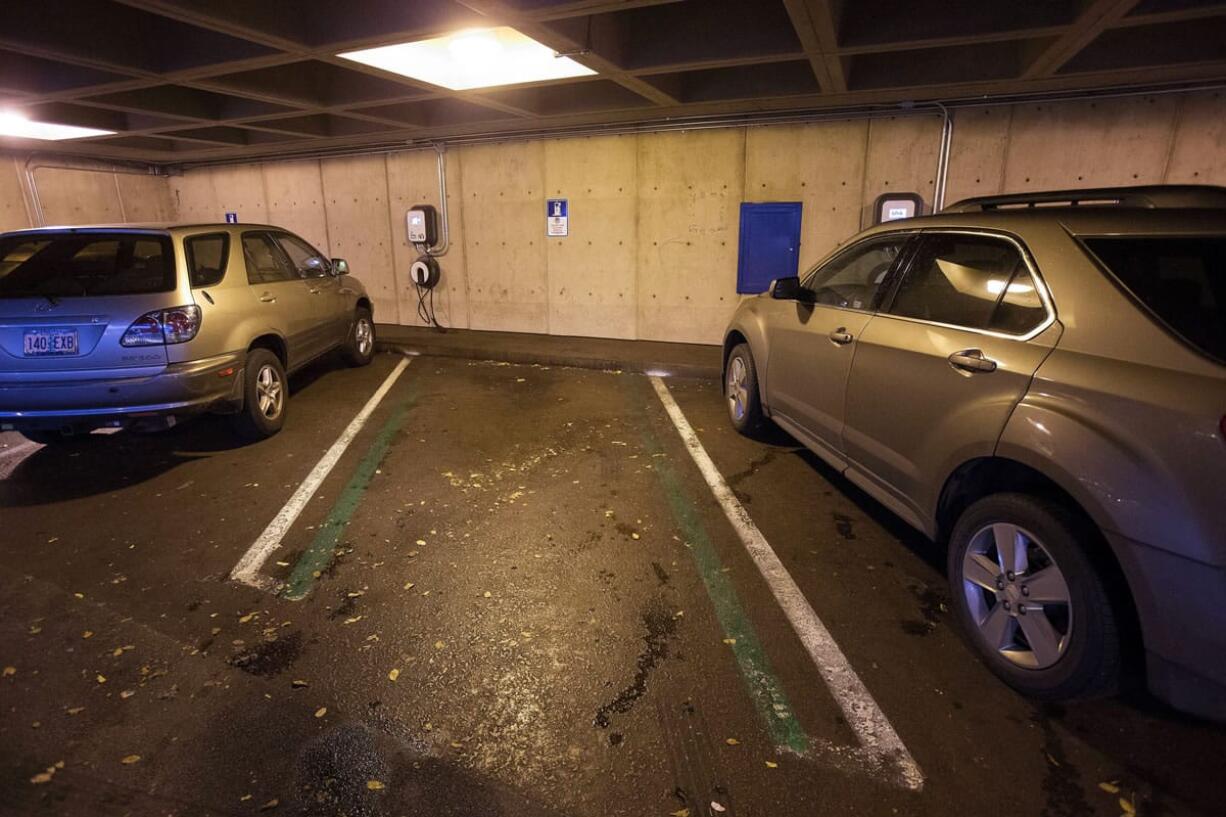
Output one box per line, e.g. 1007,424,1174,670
230,356,412,589
649,376,924,791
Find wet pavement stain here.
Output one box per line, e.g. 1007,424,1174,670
832,511,857,540
227,631,305,676
1035,706,1094,817
900,583,950,636
593,598,679,735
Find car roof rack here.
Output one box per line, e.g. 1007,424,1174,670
942,185,1226,213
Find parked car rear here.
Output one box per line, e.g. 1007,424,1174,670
0,223,375,442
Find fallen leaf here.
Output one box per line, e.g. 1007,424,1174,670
724,738,739,746
120,690,135,699
483,591,492,598
291,679,308,688
238,613,256,624
450,741,463,749
66,707,84,715
366,780,385,791
722,638,737,645
1099,782,1121,795
260,798,279,810
415,539,426,546
1120,797,1136,815
631,532,640,540
765,760,778,769
120,755,140,765
82,631,93,639
388,669,400,682
403,582,415,590
112,647,123,657
669,810,690,817
314,707,327,718
434,641,446,650
96,674,107,684
711,802,726,813
2,666,14,677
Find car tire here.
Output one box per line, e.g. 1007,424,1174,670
231,348,287,441
343,308,375,367
725,343,765,435
947,493,1121,702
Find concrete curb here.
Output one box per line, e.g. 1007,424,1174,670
377,338,721,379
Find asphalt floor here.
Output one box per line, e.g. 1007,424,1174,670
1,350,1223,817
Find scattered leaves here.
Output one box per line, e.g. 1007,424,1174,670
82,631,93,639
238,613,256,624
765,760,778,769
388,669,400,682
314,707,327,718
434,641,446,650
120,755,140,765
1120,796,1136,815
96,674,107,684
366,780,385,791
1099,782,1121,795
260,798,279,810
66,707,84,716
724,738,739,746
343,616,363,625
722,638,737,645
669,810,690,817
711,802,726,814
120,689,136,700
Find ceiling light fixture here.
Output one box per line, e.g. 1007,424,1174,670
338,27,596,91
0,111,115,141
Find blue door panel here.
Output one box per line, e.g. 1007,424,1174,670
737,202,803,294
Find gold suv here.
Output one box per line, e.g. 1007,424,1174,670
723,186,1226,720
0,223,375,441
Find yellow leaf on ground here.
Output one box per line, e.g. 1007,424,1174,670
112,647,123,657
388,669,400,682
82,631,93,639
120,755,140,765
30,770,54,784
291,679,308,688
260,798,279,810
1099,782,1121,795
669,810,690,817
2,666,14,677
238,613,255,623
314,707,327,718
96,674,106,684
66,707,84,715
434,641,446,650
366,780,385,791
1120,797,1136,814
724,738,739,746
765,760,778,768
343,616,363,625
722,638,736,645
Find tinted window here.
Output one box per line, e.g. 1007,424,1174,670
275,233,329,278
802,237,908,311
1083,236,1225,363
888,234,1046,334
242,233,295,285
0,233,174,298
185,233,229,288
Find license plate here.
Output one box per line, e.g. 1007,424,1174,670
23,328,79,357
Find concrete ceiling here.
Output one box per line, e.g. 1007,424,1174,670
2,0,1225,164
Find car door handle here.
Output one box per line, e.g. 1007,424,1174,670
948,349,998,373
828,328,854,346
258,293,276,304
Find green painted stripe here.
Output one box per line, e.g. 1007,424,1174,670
626,381,810,754
282,397,413,601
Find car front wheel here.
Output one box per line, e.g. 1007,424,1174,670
344,308,375,367
725,343,764,435
947,493,1121,701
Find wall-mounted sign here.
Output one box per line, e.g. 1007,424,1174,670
225,212,238,224
872,193,923,224
546,198,568,237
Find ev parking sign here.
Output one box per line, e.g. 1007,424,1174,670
546,198,568,237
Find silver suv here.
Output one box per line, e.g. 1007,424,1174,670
0,223,375,441
722,186,1226,720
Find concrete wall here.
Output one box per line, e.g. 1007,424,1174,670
0,157,174,231
3,90,1223,344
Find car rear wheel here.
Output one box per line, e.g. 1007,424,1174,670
725,343,764,435
344,308,375,367
232,348,286,441
947,493,1120,701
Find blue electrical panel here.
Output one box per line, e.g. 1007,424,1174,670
737,202,803,294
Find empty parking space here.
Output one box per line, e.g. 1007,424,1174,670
3,354,1221,817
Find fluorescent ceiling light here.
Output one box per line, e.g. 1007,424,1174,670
338,27,596,91
0,111,115,141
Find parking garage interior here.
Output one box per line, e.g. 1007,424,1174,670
2,2,1226,816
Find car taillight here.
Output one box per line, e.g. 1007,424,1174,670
120,305,201,346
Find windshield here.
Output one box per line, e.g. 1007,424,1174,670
1083,235,1225,364
0,232,175,299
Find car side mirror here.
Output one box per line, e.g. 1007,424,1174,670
769,276,802,300
331,258,349,276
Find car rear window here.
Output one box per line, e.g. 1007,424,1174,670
1082,236,1225,364
185,233,229,287
0,232,175,299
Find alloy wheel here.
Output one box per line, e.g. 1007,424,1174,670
961,522,1072,670
726,356,748,422
255,364,284,420
355,318,373,356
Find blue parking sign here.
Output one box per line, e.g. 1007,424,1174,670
546,198,568,237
